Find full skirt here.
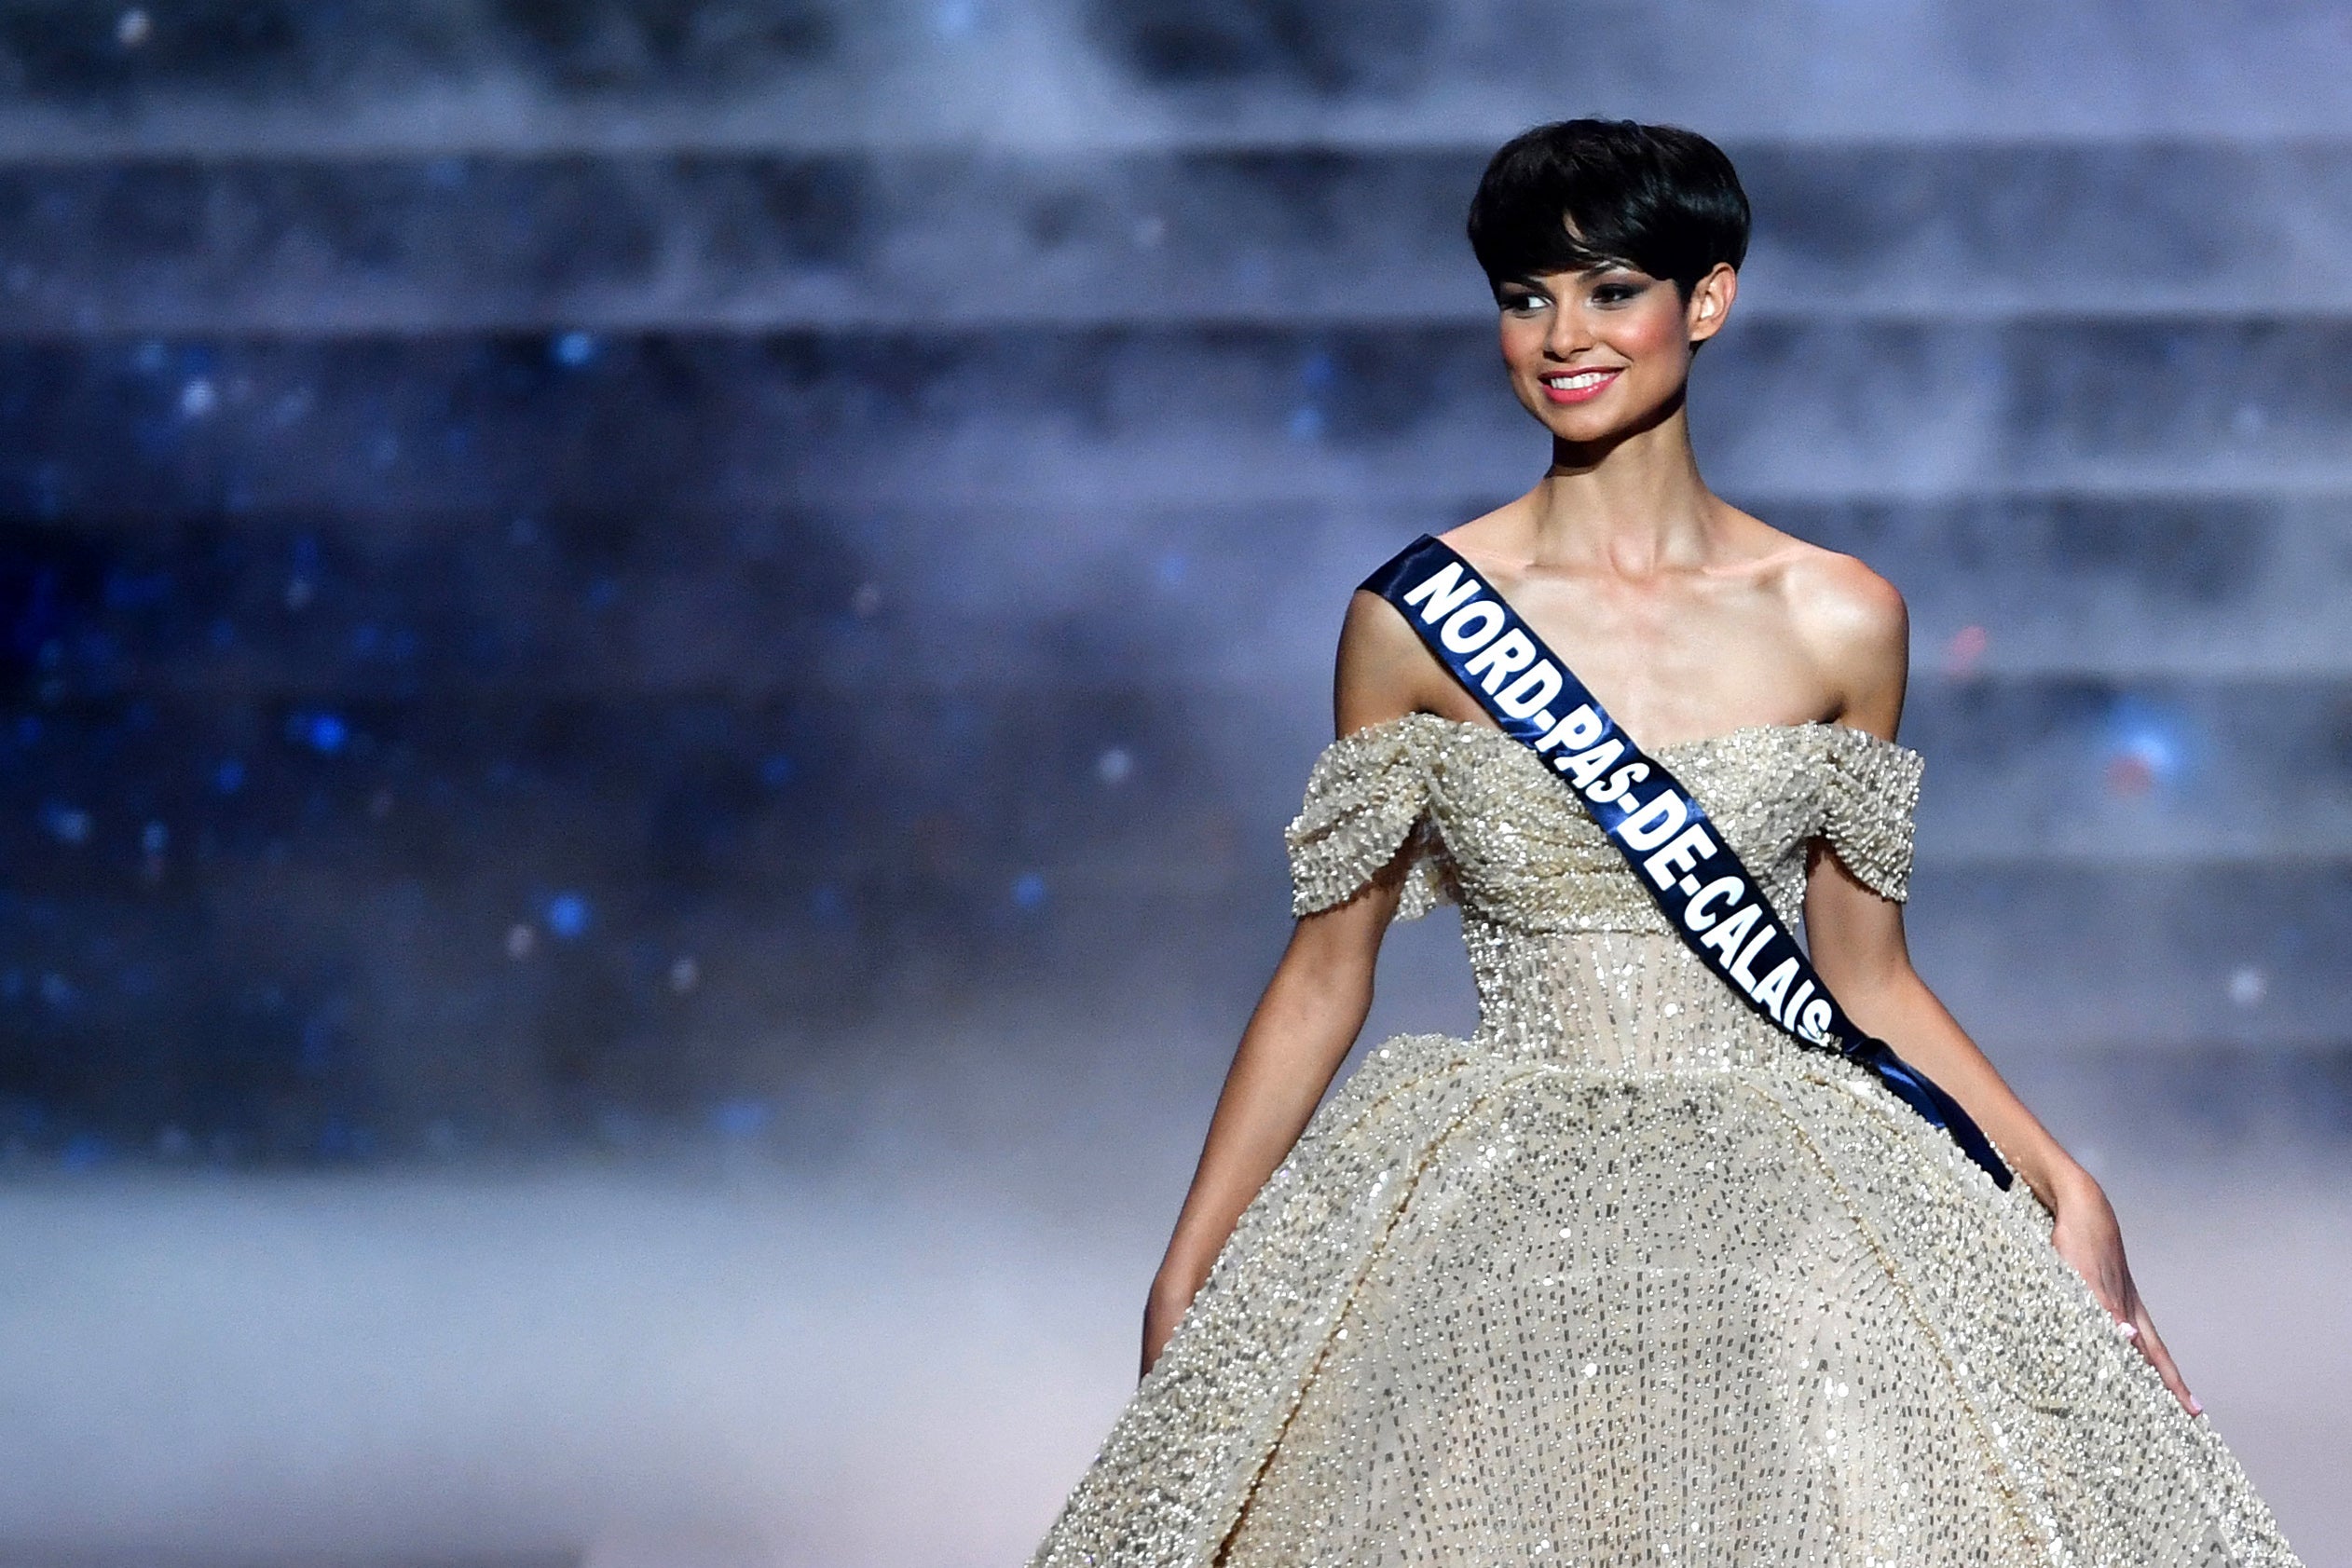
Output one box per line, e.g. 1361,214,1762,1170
1029,1033,2303,1567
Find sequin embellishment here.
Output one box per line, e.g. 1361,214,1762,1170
1029,715,2303,1568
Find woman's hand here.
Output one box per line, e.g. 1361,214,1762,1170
2048,1168,2201,1416
1141,1257,1210,1378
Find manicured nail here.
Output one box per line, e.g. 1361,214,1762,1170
2189,1396,2204,1415
2117,1322,2138,1339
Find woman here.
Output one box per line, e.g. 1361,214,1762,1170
1032,119,2302,1566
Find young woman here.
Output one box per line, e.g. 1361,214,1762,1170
1031,119,2302,1567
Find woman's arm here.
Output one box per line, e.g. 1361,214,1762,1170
1142,878,1401,1374
1142,591,1445,1375
1799,561,2200,1414
1804,862,2197,1415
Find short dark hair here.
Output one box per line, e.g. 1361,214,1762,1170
1467,118,1750,300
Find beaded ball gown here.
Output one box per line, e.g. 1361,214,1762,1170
1029,711,2303,1568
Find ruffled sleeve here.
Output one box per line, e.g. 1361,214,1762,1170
1284,713,1455,921
1817,724,1924,902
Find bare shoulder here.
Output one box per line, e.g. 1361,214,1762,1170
1761,533,1909,738
1333,582,1443,737
1780,543,1906,656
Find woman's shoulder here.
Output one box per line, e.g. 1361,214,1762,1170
1773,539,1906,649
1340,503,1540,723
1752,525,1909,736
1333,573,1457,734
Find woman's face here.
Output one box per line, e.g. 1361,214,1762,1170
1494,259,1736,446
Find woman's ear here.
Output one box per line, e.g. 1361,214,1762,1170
1686,262,1738,346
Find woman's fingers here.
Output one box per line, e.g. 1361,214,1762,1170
2131,1302,2200,1416
2054,1220,2199,1413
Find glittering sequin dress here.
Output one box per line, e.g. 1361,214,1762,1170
1031,712,2303,1568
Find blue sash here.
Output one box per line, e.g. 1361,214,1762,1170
1361,534,2011,1189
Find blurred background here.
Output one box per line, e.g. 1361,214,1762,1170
0,2,2347,1564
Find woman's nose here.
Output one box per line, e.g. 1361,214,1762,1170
1544,307,1593,357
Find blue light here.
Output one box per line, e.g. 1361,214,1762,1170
316,1117,373,1159
37,804,91,845
1012,871,1047,909
552,331,598,368
760,753,797,787
306,713,348,755
213,757,246,794
2102,700,2189,784
2098,697,2201,799
2114,727,2179,779
709,1098,773,1139
545,893,591,939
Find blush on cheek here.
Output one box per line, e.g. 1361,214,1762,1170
1498,320,1549,367
1612,299,1689,360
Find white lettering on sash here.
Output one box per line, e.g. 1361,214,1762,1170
1440,600,1507,652
1392,552,1891,1075
1729,925,1780,992
1465,628,1537,693
1563,740,1623,787
1642,823,1718,889
1698,901,1761,962
1496,661,1564,719
1587,762,1651,805
1750,956,1800,1016
1401,562,1481,623
1616,788,1688,850
1684,876,1744,929
1536,705,1606,754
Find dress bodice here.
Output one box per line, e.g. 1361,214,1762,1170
1285,712,1925,1069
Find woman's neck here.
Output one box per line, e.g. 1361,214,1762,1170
1523,403,1718,574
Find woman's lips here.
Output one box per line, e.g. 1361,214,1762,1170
1539,367,1623,404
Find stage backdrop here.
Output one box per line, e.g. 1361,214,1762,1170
0,4,2345,1566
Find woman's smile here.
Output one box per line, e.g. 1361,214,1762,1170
1538,366,1623,403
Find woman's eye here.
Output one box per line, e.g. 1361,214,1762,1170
1591,282,1644,305
1500,293,1549,314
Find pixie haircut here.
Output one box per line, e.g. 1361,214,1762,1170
1467,118,1750,300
